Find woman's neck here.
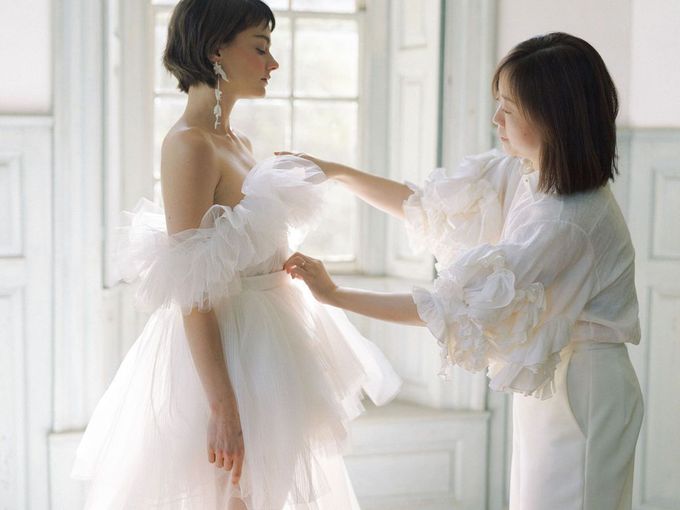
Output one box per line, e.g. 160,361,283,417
184,82,237,136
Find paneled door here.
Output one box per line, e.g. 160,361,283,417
626,130,680,510
0,117,53,509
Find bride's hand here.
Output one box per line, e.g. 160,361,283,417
283,252,338,304
207,398,244,486
273,151,337,178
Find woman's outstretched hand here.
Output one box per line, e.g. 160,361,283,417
283,252,338,304
207,398,244,486
274,151,337,178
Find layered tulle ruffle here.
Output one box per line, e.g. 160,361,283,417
115,155,327,314
413,245,572,399
402,151,506,268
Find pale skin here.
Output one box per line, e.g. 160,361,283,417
279,73,541,324
161,23,278,488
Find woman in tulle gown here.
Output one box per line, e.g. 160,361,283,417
70,1,401,508
282,33,643,510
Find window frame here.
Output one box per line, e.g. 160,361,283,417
105,0,392,286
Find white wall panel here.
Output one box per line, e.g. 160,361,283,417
0,117,52,510
626,130,680,510
0,0,52,113
0,288,26,510
0,153,23,256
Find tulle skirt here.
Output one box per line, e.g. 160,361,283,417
71,271,401,509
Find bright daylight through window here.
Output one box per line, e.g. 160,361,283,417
152,0,362,263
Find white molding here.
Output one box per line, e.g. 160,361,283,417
0,119,53,510
357,0,390,275
52,0,107,431
0,151,23,256
347,402,489,510
386,0,441,281
625,128,680,510
441,0,499,172
0,115,54,127
0,287,27,510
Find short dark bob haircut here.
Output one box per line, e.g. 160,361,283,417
163,0,276,93
492,32,619,195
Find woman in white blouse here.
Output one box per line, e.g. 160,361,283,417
280,32,643,510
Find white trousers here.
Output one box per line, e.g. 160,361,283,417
510,342,644,510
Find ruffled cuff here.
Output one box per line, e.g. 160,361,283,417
412,287,453,378
487,317,573,400
401,156,504,268
114,200,257,313
414,247,569,398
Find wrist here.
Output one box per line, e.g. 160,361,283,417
209,392,237,414
323,285,342,306
319,161,341,180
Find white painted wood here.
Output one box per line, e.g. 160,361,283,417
356,0,390,276
346,402,488,510
0,117,53,510
385,0,441,281
52,0,108,432
48,432,88,510
0,152,22,256
441,0,499,171
625,129,680,510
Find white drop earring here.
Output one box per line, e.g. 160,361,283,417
212,61,229,130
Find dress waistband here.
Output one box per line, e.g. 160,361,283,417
569,341,626,353
240,270,290,291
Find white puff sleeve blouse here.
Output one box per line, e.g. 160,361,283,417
404,149,640,399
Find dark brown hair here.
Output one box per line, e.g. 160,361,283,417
492,32,619,195
163,0,276,93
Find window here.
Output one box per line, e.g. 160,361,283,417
151,0,364,267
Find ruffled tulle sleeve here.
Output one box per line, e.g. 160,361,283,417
413,220,595,399
114,155,327,314
402,149,522,268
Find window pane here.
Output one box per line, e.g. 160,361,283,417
232,99,292,162
294,18,358,98
293,100,358,165
300,183,358,261
154,8,179,93
292,0,356,12
267,0,289,9
293,100,358,261
153,95,187,179
267,16,291,97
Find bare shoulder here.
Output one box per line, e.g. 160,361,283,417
161,128,221,234
162,128,220,181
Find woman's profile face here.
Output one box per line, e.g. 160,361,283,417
219,24,279,98
493,74,542,167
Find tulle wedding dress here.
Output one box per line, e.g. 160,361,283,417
71,155,402,509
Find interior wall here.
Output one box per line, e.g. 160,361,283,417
496,0,680,129
629,0,680,127
496,0,633,125
0,0,52,113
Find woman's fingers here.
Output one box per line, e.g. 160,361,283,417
283,252,310,272
208,448,216,464
215,450,225,468
231,454,244,485
224,453,235,471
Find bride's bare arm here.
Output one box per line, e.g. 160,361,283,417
161,129,244,484
275,152,413,220
283,253,424,326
